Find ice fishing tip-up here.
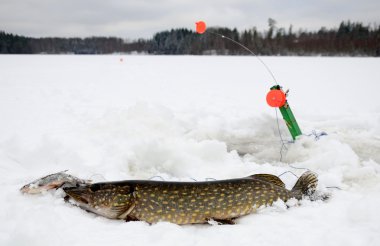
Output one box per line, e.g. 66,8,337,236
195,20,302,141
266,85,302,140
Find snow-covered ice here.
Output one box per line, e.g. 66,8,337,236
0,55,379,246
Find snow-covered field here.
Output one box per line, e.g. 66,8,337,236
0,55,379,246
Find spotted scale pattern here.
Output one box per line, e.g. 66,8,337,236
128,178,291,224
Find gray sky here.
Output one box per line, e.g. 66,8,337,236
1,0,379,39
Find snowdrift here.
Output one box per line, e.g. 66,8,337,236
0,55,379,246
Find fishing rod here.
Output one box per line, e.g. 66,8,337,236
195,21,302,141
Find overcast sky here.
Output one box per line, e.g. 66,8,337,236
1,0,379,39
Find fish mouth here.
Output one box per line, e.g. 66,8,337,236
63,186,91,205
20,184,37,194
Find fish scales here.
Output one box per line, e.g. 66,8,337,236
67,178,294,224
131,180,275,224
21,171,318,225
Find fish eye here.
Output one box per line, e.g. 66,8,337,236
90,184,101,192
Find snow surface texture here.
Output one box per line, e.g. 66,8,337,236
0,55,379,246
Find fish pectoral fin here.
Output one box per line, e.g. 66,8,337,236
248,174,286,188
111,203,136,220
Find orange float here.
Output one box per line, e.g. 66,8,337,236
196,21,206,34
266,89,286,108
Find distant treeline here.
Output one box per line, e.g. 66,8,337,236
1,20,379,56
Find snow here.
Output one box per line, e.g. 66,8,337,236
0,55,379,245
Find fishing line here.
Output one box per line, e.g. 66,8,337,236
149,176,165,181
278,170,299,178
303,130,328,140
275,107,291,162
88,173,105,182
207,31,279,86
206,30,288,161
288,164,311,172
203,30,323,179
326,186,342,190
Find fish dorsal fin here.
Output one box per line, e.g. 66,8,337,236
248,174,286,188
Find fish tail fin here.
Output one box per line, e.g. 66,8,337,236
291,171,318,200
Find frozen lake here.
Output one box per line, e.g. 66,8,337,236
0,55,379,246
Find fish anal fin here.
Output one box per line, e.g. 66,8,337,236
248,174,286,188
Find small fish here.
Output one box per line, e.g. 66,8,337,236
62,171,318,224
20,170,90,194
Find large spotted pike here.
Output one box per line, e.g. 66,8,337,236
60,172,318,224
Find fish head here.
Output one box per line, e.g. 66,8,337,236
63,183,135,219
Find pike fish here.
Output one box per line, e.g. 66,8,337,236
60,172,318,224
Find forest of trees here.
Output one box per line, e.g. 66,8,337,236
1,20,379,56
